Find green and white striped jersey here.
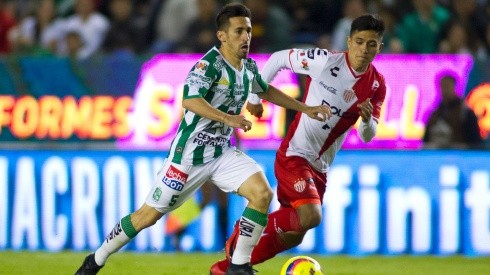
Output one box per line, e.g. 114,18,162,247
168,47,269,165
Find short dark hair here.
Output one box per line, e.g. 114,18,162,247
215,3,251,31
441,75,456,84
350,14,385,37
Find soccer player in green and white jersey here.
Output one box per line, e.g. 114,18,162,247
75,3,331,275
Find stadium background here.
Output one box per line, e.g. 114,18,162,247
1,0,490,266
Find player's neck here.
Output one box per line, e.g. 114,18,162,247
219,47,243,70
352,63,369,73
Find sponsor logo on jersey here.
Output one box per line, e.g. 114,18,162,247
193,132,228,146
245,61,257,72
343,89,356,103
322,99,358,119
214,87,231,94
319,81,337,94
185,72,212,89
294,179,306,192
213,58,225,70
217,77,229,86
301,59,309,70
162,165,188,191
372,80,380,91
232,83,245,95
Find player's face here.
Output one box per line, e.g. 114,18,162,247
347,30,382,72
218,17,252,60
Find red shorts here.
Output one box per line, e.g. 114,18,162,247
274,152,327,209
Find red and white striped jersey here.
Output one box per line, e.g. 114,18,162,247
252,48,386,172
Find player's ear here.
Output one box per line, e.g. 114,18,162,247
217,31,226,43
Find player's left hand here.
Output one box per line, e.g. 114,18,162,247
357,98,373,122
305,105,331,122
246,102,264,118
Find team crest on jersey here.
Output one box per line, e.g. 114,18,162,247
343,89,356,103
294,179,306,192
162,165,188,191
372,80,380,91
301,59,309,70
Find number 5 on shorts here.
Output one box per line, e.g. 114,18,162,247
169,195,179,206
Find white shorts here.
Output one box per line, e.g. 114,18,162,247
145,148,263,213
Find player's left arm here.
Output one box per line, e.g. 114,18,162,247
247,49,327,118
358,80,386,142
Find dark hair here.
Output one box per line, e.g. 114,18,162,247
215,3,251,31
441,75,456,84
350,14,385,37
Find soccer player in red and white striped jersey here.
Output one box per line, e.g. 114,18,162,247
211,14,387,273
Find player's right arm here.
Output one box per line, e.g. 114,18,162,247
182,98,252,132
182,59,252,132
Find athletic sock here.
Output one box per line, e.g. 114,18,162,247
263,207,302,234
94,214,138,266
231,207,268,265
250,232,289,265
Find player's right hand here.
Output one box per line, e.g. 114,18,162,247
225,114,253,132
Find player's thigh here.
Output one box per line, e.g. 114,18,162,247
275,155,324,208
145,159,210,214
209,148,266,194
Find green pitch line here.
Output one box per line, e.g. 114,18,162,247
0,251,489,275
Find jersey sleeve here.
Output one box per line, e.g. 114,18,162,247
247,93,262,105
370,75,387,123
284,48,329,79
183,59,218,99
248,58,269,96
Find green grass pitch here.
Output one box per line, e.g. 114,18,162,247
0,251,489,275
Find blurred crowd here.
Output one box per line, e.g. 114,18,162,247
1,0,489,149
0,0,489,60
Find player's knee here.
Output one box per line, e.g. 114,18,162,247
246,183,272,210
299,209,322,230
255,184,273,207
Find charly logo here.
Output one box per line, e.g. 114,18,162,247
152,187,162,202
294,179,306,192
372,80,380,91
